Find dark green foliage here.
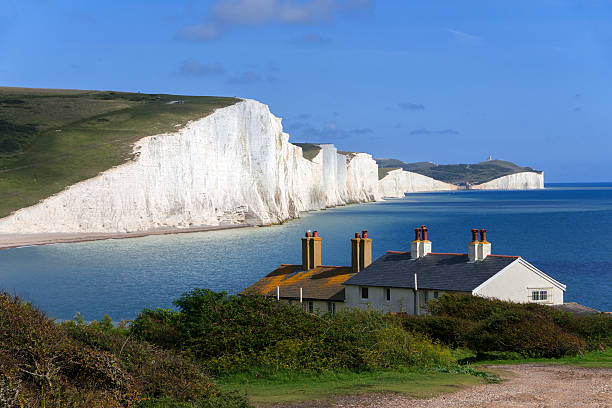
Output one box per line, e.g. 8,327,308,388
551,311,612,349
0,119,37,153
0,292,250,407
130,308,181,349
399,294,606,358
132,289,455,375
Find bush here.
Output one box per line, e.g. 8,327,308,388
411,294,588,358
0,292,250,408
132,289,456,375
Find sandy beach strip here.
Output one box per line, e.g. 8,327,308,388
0,224,250,250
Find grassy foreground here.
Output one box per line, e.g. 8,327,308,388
218,368,486,404
0,87,238,218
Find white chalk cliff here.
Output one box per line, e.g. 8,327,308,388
0,99,543,234
378,169,458,198
0,100,381,233
471,172,544,190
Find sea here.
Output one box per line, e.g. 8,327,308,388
0,183,611,321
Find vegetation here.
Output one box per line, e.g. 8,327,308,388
375,158,541,184
218,368,487,404
131,289,456,375
2,288,609,406
0,87,238,218
0,292,248,407
400,294,611,358
292,142,322,161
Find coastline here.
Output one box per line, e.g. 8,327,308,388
0,224,249,250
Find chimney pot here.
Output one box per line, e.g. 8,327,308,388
305,231,310,238
362,230,367,238
355,232,361,238
480,228,487,242
421,226,428,241
471,228,479,242
313,230,318,237
414,228,421,241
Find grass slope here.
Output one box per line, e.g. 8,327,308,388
292,142,322,161
0,87,239,218
219,369,485,405
376,158,541,185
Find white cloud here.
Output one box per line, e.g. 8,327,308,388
177,0,371,41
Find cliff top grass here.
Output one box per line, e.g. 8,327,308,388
378,166,401,179
293,142,322,161
375,158,541,185
0,87,239,218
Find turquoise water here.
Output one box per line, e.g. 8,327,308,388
1,183,611,320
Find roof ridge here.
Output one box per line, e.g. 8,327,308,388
488,255,519,258
429,252,467,256
386,250,408,254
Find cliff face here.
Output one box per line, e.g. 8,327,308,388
378,169,458,198
471,172,544,190
0,100,381,233
0,99,543,234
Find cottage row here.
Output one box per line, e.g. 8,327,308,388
244,226,566,315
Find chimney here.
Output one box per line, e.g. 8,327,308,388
420,225,432,257
411,225,432,259
301,230,322,270
359,229,372,270
410,228,421,259
468,228,491,262
468,228,479,262
351,232,361,273
478,228,491,260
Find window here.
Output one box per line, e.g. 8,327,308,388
531,290,548,301
361,287,369,299
308,301,314,313
527,288,552,303
385,288,391,302
327,302,336,314
433,291,439,299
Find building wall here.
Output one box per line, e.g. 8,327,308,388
345,285,468,314
281,298,347,315
474,260,564,305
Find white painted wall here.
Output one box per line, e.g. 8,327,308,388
474,258,565,305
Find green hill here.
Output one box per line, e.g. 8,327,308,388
375,158,541,185
0,87,238,218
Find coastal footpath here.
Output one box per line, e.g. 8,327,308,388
0,99,543,235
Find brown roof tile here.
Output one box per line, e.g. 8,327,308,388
242,264,355,301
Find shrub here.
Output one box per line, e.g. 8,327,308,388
0,292,251,408
132,289,457,374
419,294,586,358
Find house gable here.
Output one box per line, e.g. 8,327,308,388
473,258,565,305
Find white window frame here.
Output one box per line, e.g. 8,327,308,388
527,287,553,304
327,302,336,314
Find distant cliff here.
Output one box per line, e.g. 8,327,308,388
378,169,458,198
470,172,544,190
375,158,542,186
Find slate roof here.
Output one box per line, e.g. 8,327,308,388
243,264,355,301
343,251,519,292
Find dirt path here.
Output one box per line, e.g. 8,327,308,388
271,365,611,408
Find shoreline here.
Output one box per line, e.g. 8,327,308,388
0,224,250,250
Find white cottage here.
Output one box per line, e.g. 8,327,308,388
343,226,566,315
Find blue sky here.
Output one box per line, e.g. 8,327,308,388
1,1,611,182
